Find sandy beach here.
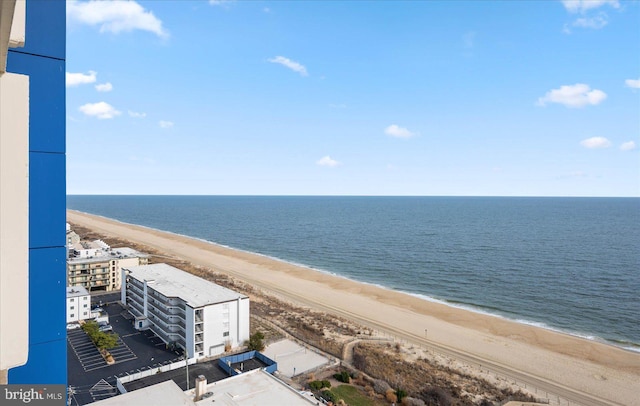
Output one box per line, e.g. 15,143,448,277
67,210,640,405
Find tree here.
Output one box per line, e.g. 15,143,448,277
95,332,119,349
81,320,119,350
246,331,265,351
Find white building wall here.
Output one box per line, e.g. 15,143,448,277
237,297,250,346
66,294,91,323
113,256,141,290
201,298,250,357
202,303,226,357
185,305,195,358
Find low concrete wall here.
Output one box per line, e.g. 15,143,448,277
218,351,277,376
116,357,197,392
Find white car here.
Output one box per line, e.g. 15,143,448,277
98,324,113,332
66,323,81,330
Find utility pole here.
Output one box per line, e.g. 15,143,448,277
67,386,75,406
185,346,189,391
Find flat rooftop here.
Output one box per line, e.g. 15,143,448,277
125,263,247,308
67,285,89,298
68,246,148,264
96,370,314,406
189,369,315,405
262,339,331,378
91,380,194,406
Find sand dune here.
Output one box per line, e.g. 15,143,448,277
67,210,640,405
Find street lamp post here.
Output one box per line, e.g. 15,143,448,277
424,329,428,339
179,344,189,391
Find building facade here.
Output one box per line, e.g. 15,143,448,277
2,0,66,385
122,264,250,359
66,286,92,323
68,245,149,292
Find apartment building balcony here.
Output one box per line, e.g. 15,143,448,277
195,308,204,323
128,300,143,317
127,290,143,304
127,282,144,297
195,333,203,343
148,315,184,340
149,290,185,310
147,305,186,331
195,324,203,333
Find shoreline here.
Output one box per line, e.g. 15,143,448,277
68,210,639,355
67,210,640,405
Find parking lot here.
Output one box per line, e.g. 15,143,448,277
67,293,184,405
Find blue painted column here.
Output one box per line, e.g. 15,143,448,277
6,0,66,385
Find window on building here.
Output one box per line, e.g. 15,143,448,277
223,331,229,337
70,314,74,318
70,306,74,310
83,304,88,308
70,298,75,302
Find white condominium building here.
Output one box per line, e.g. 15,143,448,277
121,263,250,359
67,244,149,292
66,286,91,323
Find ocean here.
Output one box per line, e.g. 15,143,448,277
67,195,640,352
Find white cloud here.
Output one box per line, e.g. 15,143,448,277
572,14,608,29
67,0,168,38
385,124,417,139
561,0,619,13
79,102,121,119
66,70,97,87
625,78,640,89
268,56,308,76
159,120,174,128
95,82,113,92
316,156,340,167
537,84,607,108
128,110,146,118
580,136,611,149
620,141,636,151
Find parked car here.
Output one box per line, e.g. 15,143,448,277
98,324,113,332
66,323,81,330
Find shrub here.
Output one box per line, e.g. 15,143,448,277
309,380,331,391
245,331,265,351
333,370,350,383
386,388,398,403
396,388,408,402
309,381,323,391
372,379,391,395
320,389,337,404
420,387,452,406
402,397,426,406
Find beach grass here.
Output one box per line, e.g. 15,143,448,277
333,385,380,406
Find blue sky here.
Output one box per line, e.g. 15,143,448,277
66,0,639,196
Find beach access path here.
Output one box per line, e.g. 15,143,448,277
67,210,640,406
